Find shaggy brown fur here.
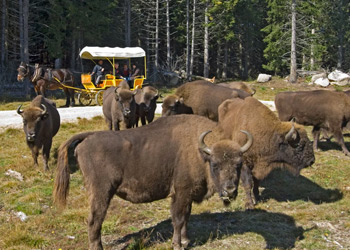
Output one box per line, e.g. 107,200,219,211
102,87,136,130
162,80,250,121
134,86,159,127
53,115,252,250
215,97,315,209
217,81,256,96
17,95,60,170
275,90,350,156
17,62,75,107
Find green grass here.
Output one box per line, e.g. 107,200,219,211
0,79,350,249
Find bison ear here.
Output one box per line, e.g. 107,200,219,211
178,97,184,104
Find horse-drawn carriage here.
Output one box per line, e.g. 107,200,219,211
77,46,147,106
17,46,146,106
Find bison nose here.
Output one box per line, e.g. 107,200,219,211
27,132,36,142
221,186,237,199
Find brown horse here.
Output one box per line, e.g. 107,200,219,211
17,62,75,107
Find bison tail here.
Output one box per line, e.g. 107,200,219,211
53,132,94,208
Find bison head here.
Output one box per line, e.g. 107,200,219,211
115,88,137,118
17,62,30,82
276,120,315,175
199,130,253,206
17,104,48,142
161,95,193,117
138,87,158,113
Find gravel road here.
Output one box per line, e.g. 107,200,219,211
0,101,275,132
0,104,164,132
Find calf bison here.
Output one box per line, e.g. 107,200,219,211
162,80,251,121
275,90,350,156
102,86,137,130
54,115,252,250
17,95,60,170
134,86,159,127
217,81,256,96
216,97,315,209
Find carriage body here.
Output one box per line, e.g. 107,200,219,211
77,46,147,106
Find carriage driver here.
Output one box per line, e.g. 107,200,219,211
90,60,105,87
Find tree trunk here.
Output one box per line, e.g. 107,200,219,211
186,0,190,80
155,0,159,68
19,0,24,62
71,38,76,69
289,0,297,83
1,0,7,71
222,41,227,79
336,0,344,69
23,0,29,63
189,0,196,80
125,0,131,46
166,0,170,69
203,1,209,78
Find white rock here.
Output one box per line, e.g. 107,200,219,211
314,77,330,87
5,169,24,181
257,74,272,83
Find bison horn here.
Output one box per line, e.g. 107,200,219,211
154,89,159,97
251,88,256,95
40,104,47,115
17,104,23,115
240,130,253,153
285,118,296,141
199,130,212,155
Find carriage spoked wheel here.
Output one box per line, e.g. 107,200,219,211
78,92,93,106
95,90,104,106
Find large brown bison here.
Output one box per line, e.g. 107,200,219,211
53,115,253,250
102,86,137,130
162,80,251,121
216,97,315,209
217,81,256,96
275,90,350,156
17,62,75,107
134,86,159,127
17,95,60,170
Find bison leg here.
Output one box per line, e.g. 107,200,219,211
171,194,192,250
333,130,350,156
42,140,52,171
252,177,260,203
312,127,321,151
88,192,114,250
113,120,120,131
30,146,39,167
240,164,255,210
140,116,146,126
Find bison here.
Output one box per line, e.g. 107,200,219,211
134,86,159,127
162,80,251,121
275,90,350,156
217,81,256,96
53,115,253,250
216,97,315,209
102,86,137,130
17,95,60,170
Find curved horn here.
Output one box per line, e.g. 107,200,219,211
251,88,256,95
154,88,159,97
199,130,212,155
40,104,47,115
114,87,120,96
285,118,296,141
17,104,23,115
240,130,253,153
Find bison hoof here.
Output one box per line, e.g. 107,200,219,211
181,238,190,248
245,202,255,210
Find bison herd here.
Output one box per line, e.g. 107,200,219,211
15,79,350,249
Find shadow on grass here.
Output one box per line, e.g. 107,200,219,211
316,138,350,153
260,169,343,204
105,209,306,250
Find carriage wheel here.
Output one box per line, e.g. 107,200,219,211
95,90,104,106
78,92,93,106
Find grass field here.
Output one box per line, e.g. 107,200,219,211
0,78,349,250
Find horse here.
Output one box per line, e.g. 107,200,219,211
17,62,75,107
